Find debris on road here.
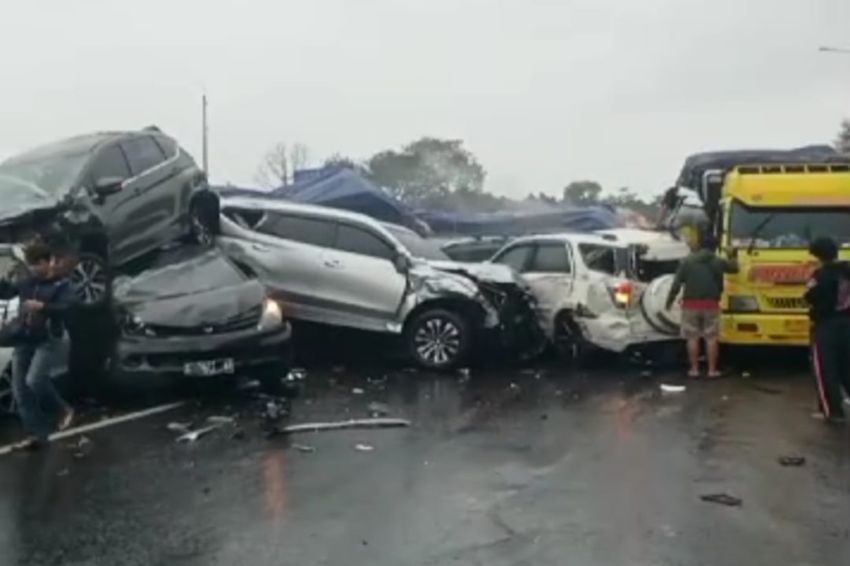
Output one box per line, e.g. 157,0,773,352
167,422,192,434
751,384,783,395
352,387,365,395
176,425,222,443
282,418,412,435
287,368,308,382
207,415,236,425
741,371,751,379
700,493,742,507
354,443,375,452
237,379,261,391
661,384,687,394
367,402,390,417
263,399,288,421
778,456,806,467
293,443,316,453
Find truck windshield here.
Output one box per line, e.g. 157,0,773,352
729,202,850,248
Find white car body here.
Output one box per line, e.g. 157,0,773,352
489,230,687,353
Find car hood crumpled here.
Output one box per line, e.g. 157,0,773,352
427,260,527,287
115,249,265,328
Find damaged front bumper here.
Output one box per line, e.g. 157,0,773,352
112,321,293,384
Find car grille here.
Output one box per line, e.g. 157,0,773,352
765,297,807,310
147,305,262,337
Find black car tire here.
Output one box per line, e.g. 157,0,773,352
70,253,112,308
405,309,471,371
188,194,219,247
0,363,15,415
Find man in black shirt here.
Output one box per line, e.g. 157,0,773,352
804,237,850,423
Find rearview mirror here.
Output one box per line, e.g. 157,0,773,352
93,176,124,196
394,254,411,274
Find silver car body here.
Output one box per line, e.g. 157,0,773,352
217,197,498,335
489,230,686,352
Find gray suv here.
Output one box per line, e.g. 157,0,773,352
0,127,219,305
217,197,509,370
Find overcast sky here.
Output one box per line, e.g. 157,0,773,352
1,0,849,198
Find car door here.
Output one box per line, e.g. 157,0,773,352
520,243,575,330
321,222,408,332
85,143,138,263
112,135,172,264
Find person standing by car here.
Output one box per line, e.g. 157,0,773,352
0,243,75,450
666,233,738,378
804,237,850,423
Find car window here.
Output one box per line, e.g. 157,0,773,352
493,244,534,272
528,243,571,273
89,145,131,182
335,224,395,261
255,213,337,248
121,136,167,176
579,244,618,275
152,136,178,159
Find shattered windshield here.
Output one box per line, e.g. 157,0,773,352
0,150,90,205
729,202,850,248
383,224,449,260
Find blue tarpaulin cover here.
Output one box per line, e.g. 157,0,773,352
217,166,623,236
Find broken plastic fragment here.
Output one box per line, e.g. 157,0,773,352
177,425,222,443
354,443,375,452
293,444,316,453
778,456,806,467
700,493,742,507
207,415,236,425
352,387,365,395
660,384,686,394
282,418,412,434
367,402,390,417
288,368,308,382
167,422,192,434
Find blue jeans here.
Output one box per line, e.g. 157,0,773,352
12,340,69,442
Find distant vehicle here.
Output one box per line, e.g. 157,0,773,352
489,229,688,359
111,247,292,391
218,197,523,370
439,236,513,263
0,127,220,306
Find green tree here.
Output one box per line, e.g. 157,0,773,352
367,138,486,204
836,118,850,154
562,181,603,206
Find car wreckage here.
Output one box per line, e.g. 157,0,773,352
0,245,293,414
217,197,544,370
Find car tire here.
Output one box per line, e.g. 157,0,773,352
0,363,15,415
405,309,471,371
553,312,588,364
188,195,219,247
70,253,112,308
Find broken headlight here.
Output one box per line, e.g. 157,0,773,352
257,299,283,330
122,312,156,337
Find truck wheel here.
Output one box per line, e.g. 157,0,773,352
406,309,470,371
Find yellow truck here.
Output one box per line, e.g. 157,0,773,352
670,147,850,346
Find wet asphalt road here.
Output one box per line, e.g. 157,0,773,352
1,359,849,566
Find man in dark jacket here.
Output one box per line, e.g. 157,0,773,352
804,237,850,423
0,243,75,450
666,234,738,378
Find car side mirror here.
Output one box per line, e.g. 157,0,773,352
394,254,411,274
93,176,125,197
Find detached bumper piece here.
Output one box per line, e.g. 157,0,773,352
114,322,292,381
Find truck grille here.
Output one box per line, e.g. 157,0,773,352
765,297,807,310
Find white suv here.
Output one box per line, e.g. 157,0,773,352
489,229,687,358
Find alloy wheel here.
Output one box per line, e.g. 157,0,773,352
414,316,462,367
71,257,109,306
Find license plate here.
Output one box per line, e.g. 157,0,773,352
183,358,235,377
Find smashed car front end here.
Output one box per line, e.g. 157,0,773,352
426,261,546,357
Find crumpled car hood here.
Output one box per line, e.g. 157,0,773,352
407,261,482,297
427,260,526,287
115,249,266,328
121,283,264,328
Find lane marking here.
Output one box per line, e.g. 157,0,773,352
0,401,186,457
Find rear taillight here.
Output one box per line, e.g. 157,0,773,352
610,280,634,308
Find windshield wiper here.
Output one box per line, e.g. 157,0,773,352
746,213,777,254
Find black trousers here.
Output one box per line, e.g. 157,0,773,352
811,317,850,418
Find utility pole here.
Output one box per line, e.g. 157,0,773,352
201,93,209,175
